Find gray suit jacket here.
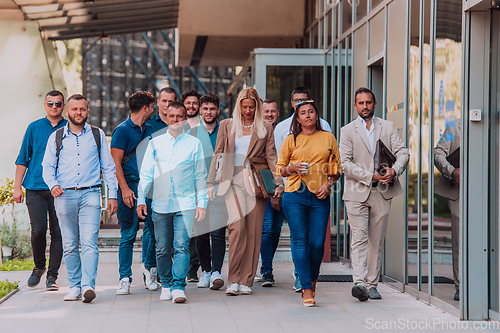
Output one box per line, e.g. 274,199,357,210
434,118,461,201
340,116,409,202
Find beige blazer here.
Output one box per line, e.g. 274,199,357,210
434,118,461,201
207,119,283,196
339,117,409,202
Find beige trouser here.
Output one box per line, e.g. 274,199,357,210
346,189,391,289
224,168,267,287
448,198,460,289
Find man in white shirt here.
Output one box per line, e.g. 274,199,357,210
137,101,208,303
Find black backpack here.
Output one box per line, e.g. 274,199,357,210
55,125,101,175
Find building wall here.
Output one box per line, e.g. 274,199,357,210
0,20,66,180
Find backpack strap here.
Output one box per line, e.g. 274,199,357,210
55,127,65,175
90,125,101,162
121,147,137,165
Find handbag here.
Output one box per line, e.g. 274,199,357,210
248,156,276,199
328,151,338,176
214,153,224,183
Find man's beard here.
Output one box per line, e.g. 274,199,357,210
360,109,374,120
203,116,217,124
187,110,199,118
68,114,88,126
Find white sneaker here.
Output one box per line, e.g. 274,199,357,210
64,287,82,301
141,263,150,289
160,287,172,301
82,286,96,303
210,271,224,290
254,271,262,282
171,289,187,303
197,271,211,288
239,285,252,295
116,277,131,295
225,282,239,295
146,267,158,291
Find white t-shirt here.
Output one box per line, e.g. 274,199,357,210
234,134,251,166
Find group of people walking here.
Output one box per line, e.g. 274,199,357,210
14,84,409,307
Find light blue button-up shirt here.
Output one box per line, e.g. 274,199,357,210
42,123,118,199
138,130,208,214
358,116,375,157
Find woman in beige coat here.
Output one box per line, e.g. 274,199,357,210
207,88,283,295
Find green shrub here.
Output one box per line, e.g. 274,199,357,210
1,221,32,260
0,259,35,271
0,279,19,299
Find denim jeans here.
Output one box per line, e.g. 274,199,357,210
54,188,102,289
282,182,330,290
141,198,157,270
152,210,194,291
195,195,228,273
260,198,283,275
118,180,155,280
25,189,62,278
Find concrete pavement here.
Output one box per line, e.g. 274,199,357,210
0,262,497,333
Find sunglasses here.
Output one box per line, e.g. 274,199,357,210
47,101,63,108
296,100,314,106
293,98,309,103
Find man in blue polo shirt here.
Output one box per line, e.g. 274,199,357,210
14,90,67,291
111,91,155,295
147,87,177,133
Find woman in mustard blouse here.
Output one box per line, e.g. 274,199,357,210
276,101,341,307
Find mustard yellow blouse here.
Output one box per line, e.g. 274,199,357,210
276,131,342,193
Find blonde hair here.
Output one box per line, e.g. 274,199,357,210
232,88,267,139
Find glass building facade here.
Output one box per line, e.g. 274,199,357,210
228,0,499,321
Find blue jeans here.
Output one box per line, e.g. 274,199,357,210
282,182,330,290
260,199,283,275
141,198,157,270
54,188,101,289
118,180,156,280
152,210,194,291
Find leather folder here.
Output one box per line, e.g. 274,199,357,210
446,147,460,187
374,139,396,186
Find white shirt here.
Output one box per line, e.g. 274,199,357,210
234,134,251,166
138,131,208,213
358,116,375,157
274,115,332,155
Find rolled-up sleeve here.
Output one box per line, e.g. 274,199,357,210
99,129,118,199
42,132,59,190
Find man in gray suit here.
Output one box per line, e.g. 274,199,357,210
340,87,409,301
434,118,461,301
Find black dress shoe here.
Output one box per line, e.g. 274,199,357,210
351,285,369,301
454,289,459,301
368,287,382,299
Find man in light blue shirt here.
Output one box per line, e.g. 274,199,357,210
42,94,118,303
137,101,208,303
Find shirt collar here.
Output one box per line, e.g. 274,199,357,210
210,120,219,134
126,116,140,128
166,130,186,142
65,122,91,136
44,116,66,127
358,116,375,129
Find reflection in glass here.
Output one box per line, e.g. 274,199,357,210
266,66,324,122
432,0,462,307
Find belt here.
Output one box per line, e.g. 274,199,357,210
64,185,102,191
372,181,378,187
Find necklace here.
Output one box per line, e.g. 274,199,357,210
243,123,253,129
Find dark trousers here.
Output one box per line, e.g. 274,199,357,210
195,195,228,273
26,189,63,278
188,238,200,275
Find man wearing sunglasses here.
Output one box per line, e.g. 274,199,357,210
14,90,68,291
